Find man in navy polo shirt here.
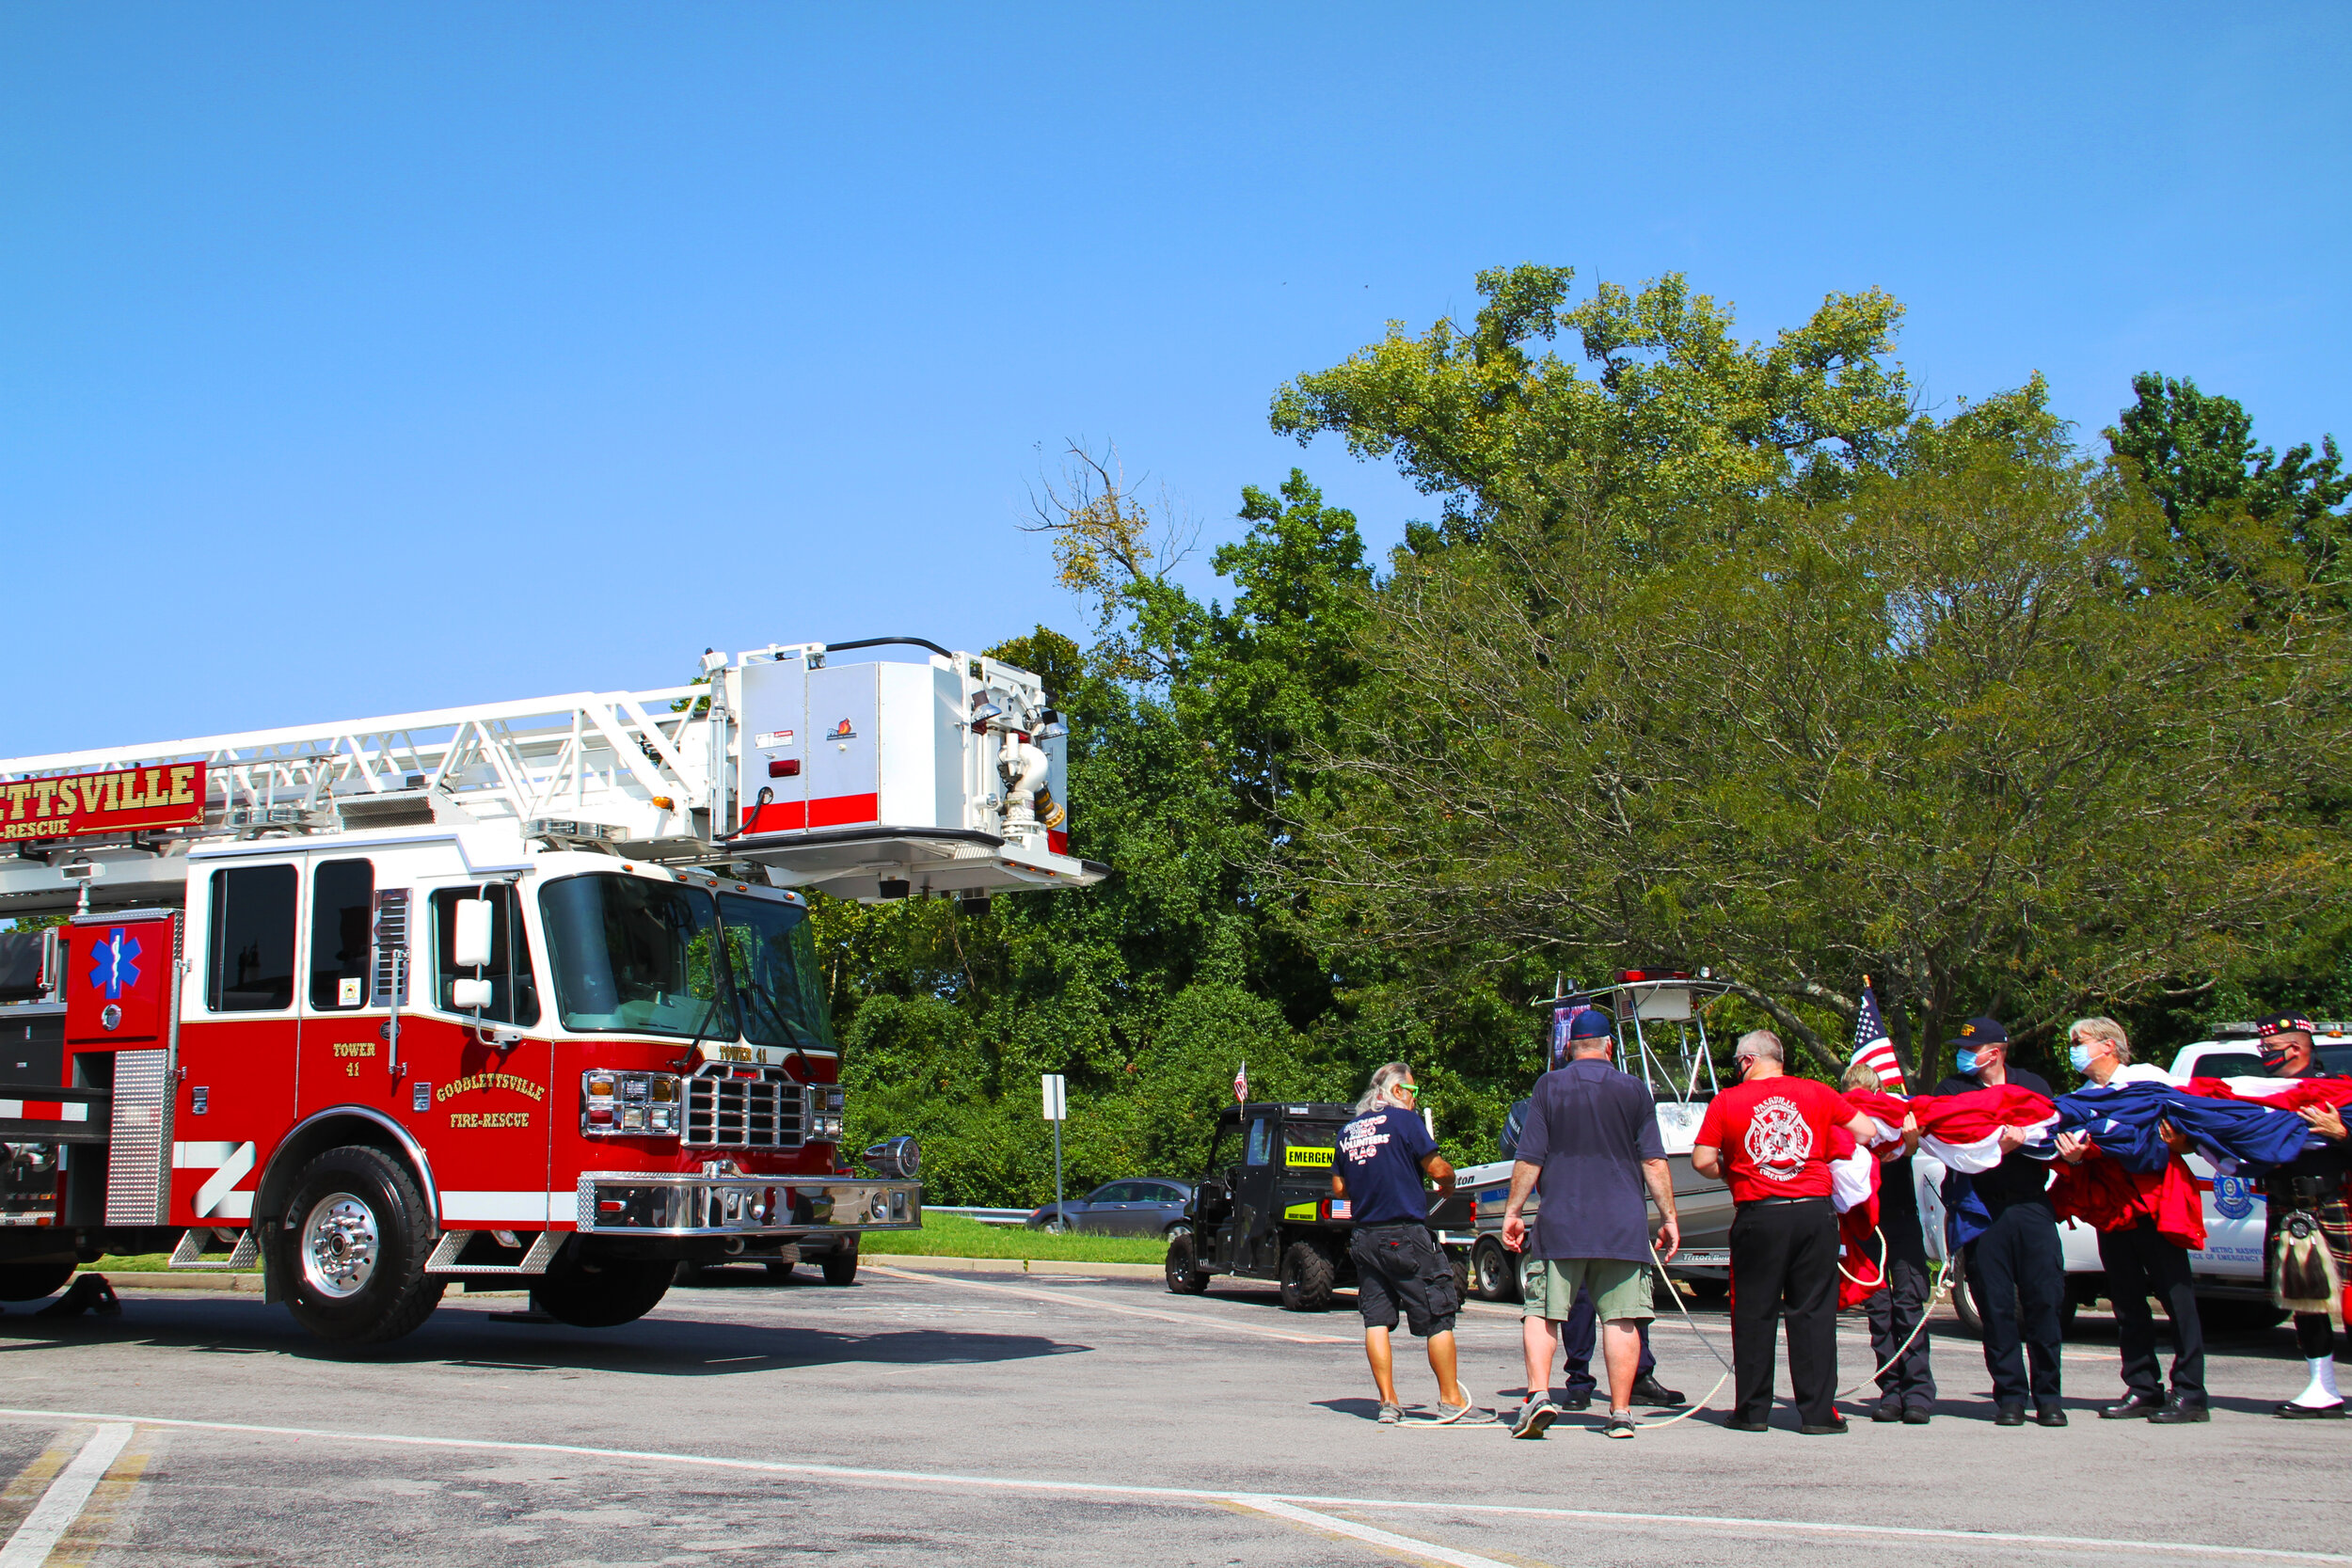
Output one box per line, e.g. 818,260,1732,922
1503,1012,1681,1438
1335,1062,1495,1426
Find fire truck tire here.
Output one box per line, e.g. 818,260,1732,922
532,1253,675,1327
820,1245,858,1287
0,1259,75,1301
276,1145,445,1345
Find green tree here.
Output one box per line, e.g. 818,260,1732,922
1269,264,1925,550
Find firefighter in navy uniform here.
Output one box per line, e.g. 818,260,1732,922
2253,1013,2352,1418
1933,1017,2069,1428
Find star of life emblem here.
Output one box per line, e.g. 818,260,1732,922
1743,1095,1814,1181
88,927,141,1001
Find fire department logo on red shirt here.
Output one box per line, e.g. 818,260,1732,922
1744,1095,1814,1181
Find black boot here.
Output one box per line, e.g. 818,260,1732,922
1629,1374,1685,1407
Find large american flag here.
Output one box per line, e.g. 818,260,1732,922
1851,981,1905,1089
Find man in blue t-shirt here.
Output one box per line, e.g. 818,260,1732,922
1335,1063,1496,1425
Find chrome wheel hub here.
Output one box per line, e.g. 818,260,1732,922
300,1191,380,1299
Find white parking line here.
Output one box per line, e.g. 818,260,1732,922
0,1422,132,1568
0,1406,2338,1563
1232,1498,1520,1568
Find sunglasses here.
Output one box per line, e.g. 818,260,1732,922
1394,1083,1420,1098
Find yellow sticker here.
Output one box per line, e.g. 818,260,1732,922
1285,1146,1333,1167
1283,1201,1319,1221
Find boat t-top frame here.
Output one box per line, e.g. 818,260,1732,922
1532,970,1741,1105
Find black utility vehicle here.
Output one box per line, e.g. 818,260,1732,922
1165,1100,1470,1311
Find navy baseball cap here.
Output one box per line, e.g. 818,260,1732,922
1947,1016,2008,1048
1568,1007,1614,1040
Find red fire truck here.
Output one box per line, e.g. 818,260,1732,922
0,639,1101,1344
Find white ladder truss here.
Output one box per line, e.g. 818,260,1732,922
0,686,715,843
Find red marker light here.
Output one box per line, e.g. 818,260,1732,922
768,759,801,777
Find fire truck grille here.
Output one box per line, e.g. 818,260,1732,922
684,1076,806,1149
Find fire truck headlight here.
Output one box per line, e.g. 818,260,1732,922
581,1070,685,1138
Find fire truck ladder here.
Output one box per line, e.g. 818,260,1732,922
0,686,718,847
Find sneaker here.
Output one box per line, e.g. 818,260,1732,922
1629,1375,1685,1407
1377,1402,1403,1425
1431,1402,1499,1426
1600,1411,1638,1439
1510,1400,1559,1439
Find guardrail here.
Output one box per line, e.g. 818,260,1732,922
926,1206,1032,1227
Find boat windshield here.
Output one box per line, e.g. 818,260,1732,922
538,873,737,1039
715,893,836,1054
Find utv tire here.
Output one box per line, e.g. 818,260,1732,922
1278,1238,1336,1312
0,1259,75,1302
275,1144,445,1346
532,1251,675,1328
1164,1230,1211,1294
821,1244,859,1287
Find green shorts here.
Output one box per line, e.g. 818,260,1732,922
1521,1256,1653,1323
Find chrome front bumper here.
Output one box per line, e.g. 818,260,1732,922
575,1172,922,1237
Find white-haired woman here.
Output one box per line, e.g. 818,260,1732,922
1333,1063,1493,1425
2052,1016,2206,1422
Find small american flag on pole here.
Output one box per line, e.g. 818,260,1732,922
1233,1061,1248,1103
1851,977,1905,1089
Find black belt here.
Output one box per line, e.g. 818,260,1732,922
1742,1196,1831,1208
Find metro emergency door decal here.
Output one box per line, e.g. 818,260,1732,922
174,1141,257,1219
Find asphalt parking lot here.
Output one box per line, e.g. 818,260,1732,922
0,1267,2343,1567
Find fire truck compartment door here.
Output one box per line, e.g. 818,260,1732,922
65,915,175,1045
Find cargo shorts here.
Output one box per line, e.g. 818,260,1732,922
1349,1223,1460,1337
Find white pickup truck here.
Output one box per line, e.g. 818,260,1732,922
1937,1026,2352,1335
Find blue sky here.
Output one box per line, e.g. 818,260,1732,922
2,6,2344,757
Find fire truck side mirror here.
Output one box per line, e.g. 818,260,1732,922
450,978,495,1011
451,899,495,972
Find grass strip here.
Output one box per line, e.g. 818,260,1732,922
857,1212,1171,1264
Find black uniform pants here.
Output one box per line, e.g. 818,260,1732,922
1729,1197,1839,1427
1865,1241,1937,1409
1560,1288,1657,1397
2098,1217,2204,1401
1967,1203,2064,1408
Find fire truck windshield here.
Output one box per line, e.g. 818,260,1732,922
716,894,837,1055
538,873,739,1039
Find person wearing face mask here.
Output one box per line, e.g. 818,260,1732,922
1933,1016,2068,1427
1692,1031,1880,1434
2050,1017,2207,1423
2251,1013,2352,1418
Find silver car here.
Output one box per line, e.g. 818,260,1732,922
1027,1179,1195,1237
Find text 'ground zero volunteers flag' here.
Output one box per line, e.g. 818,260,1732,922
1851,980,1904,1090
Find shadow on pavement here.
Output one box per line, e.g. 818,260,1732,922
0,1291,1091,1375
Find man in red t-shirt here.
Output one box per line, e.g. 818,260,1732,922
1694,1029,1880,1434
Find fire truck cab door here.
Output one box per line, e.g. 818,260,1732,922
405,883,553,1229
